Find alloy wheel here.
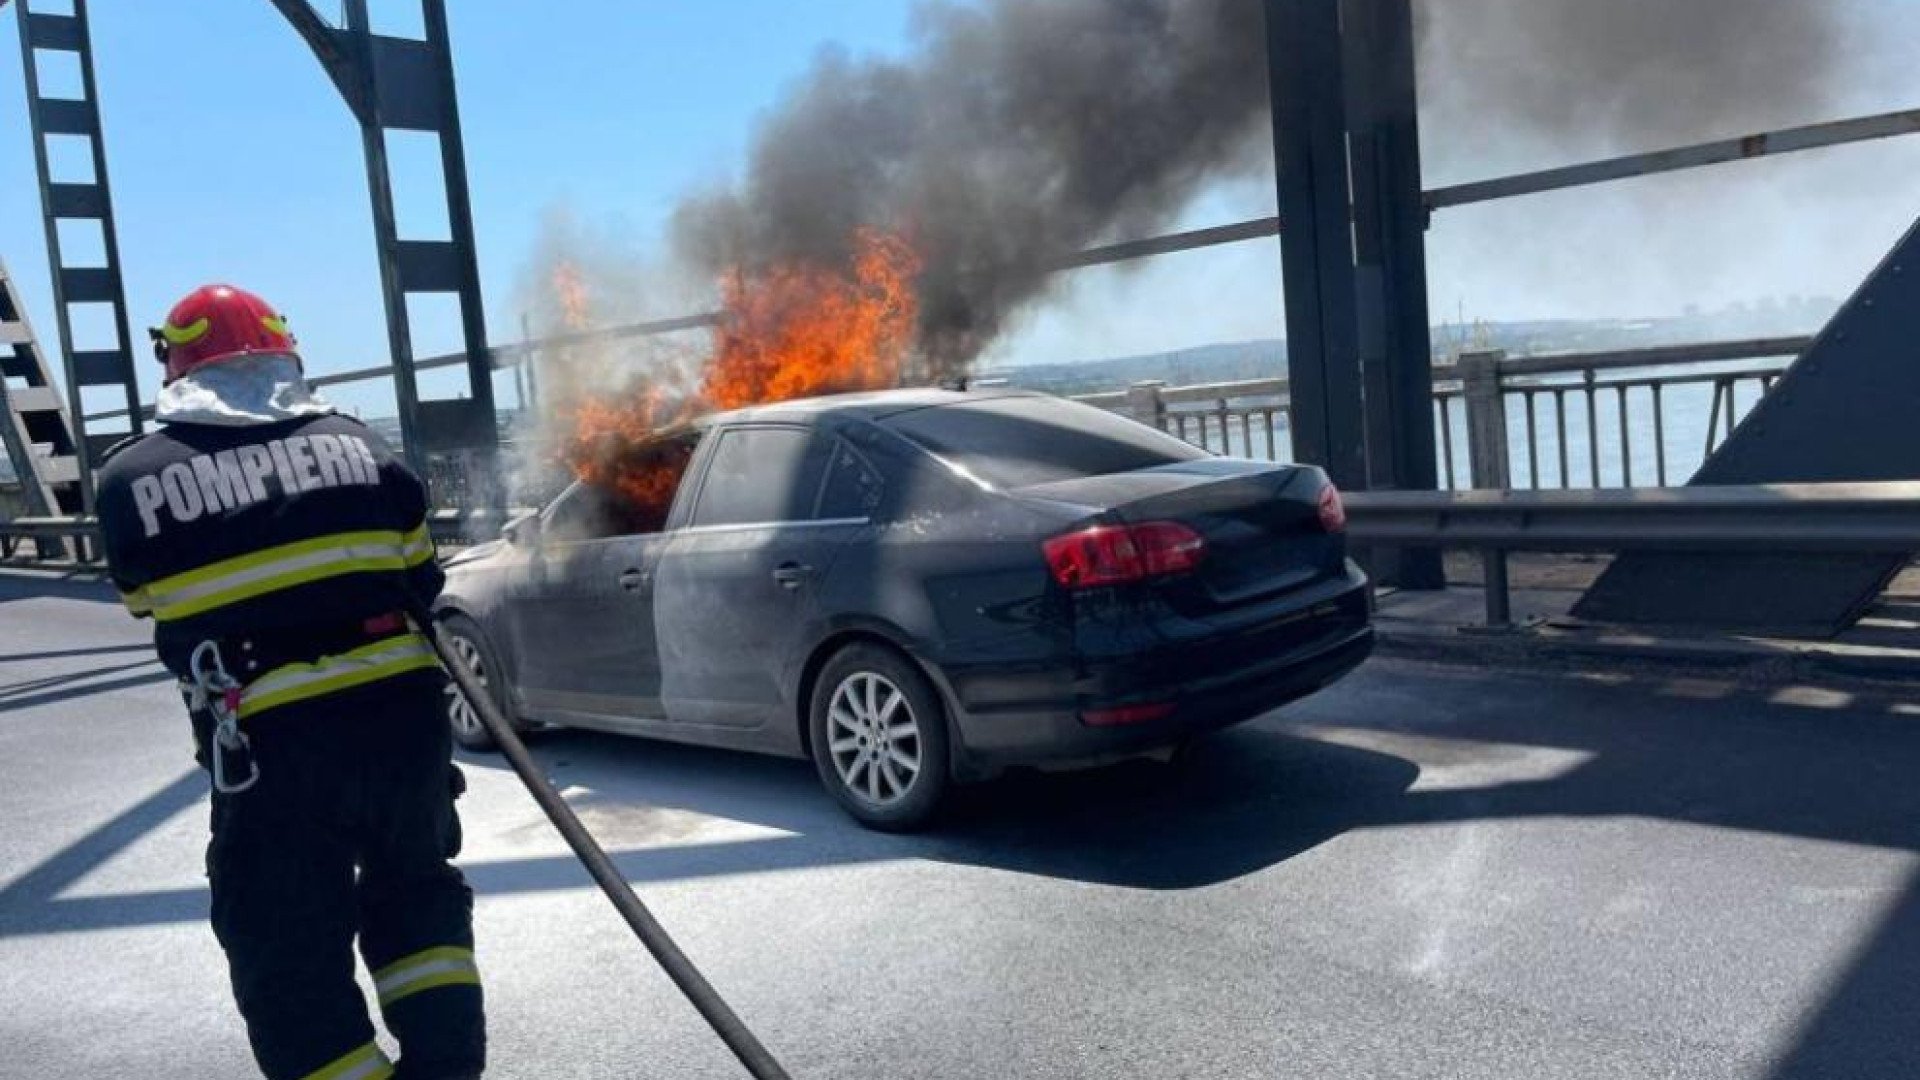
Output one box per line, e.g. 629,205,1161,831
826,671,922,806
443,632,488,741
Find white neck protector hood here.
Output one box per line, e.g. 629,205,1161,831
154,353,336,427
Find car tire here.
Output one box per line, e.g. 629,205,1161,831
437,612,520,753
809,642,951,832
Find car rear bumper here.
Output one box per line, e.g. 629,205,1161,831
937,566,1374,778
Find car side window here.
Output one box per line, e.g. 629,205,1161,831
814,439,885,521
545,429,704,540
690,426,824,528
542,483,619,542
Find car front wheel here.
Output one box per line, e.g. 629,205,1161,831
438,613,521,752
809,643,951,831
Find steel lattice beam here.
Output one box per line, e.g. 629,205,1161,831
269,0,498,492
12,0,142,510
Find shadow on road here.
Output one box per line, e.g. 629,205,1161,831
0,659,173,712
1300,667,1920,856
1271,662,1920,1080
0,570,119,606
469,723,1421,890
1764,866,1920,1080
0,723,1419,939
0,643,155,663
0,769,207,937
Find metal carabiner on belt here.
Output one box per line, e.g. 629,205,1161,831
188,640,259,795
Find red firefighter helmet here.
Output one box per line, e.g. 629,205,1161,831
150,284,299,384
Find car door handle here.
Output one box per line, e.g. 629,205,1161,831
619,568,650,591
772,562,810,590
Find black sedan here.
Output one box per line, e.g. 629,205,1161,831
437,389,1373,829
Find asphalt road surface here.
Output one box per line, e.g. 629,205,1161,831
2,567,1916,1079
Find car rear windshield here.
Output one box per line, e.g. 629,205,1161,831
882,396,1208,489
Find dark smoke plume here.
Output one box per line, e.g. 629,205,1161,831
602,0,1865,382
1415,0,1852,170
672,0,1271,376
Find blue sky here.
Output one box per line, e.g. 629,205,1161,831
5,1,1920,430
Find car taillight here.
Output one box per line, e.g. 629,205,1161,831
1081,702,1177,727
1317,483,1346,533
1043,521,1207,588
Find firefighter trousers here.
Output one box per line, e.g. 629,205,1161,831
204,670,486,1080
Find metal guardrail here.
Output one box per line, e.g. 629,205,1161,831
0,513,87,561
1076,336,1808,491
1344,481,1920,626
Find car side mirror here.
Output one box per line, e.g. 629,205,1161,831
503,512,542,547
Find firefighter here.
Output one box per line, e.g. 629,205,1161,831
94,284,486,1080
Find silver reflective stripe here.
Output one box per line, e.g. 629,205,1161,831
403,528,436,562
239,634,438,718
378,957,473,999
153,539,412,610
373,945,480,1007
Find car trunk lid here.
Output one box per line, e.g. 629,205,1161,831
1015,459,1342,606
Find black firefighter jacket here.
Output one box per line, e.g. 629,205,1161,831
94,413,445,719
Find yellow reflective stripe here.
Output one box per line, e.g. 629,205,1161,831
374,945,474,982
300,1041,393,1080
159,317,210,346
238,633,440,718
140,530,418,621
119,589,152,616
155,552,413,621
148,529,411,592
381,968,480,1005
373,945,480,1008
402,524,436,566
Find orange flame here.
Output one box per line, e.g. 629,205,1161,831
552,228,921,514
565,390,692,528
703,228,921,410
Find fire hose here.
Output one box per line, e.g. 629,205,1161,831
411,609,795,1080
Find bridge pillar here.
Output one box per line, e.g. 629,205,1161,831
1265,0,1367,494
1343,0,1444,587
1266,0,1443,588
1458,351,1512,490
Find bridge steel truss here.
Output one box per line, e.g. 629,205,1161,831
0,256,84,532
268,0,498,484
8,0,500,501
10,0,142,510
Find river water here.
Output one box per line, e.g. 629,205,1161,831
1174,362,1779,490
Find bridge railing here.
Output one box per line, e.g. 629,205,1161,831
1073,336,1808,491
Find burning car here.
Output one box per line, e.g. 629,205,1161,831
436,388,1374,830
